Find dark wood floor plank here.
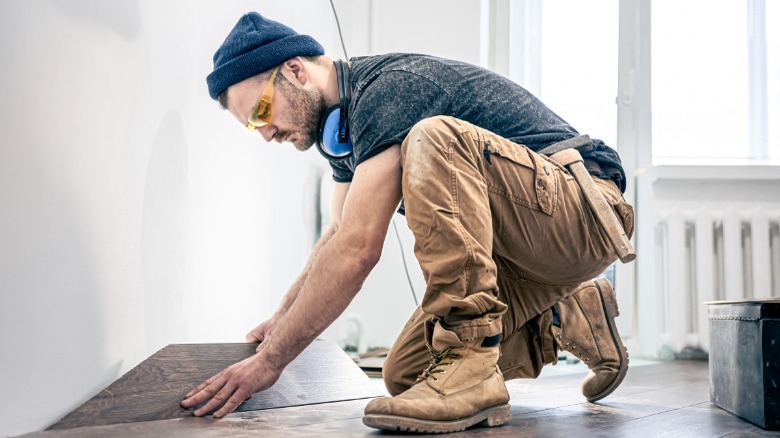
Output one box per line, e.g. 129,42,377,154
584,402,758,438
501,359,709,417
22,400,369,438
477,361,716,437
22,360,777,437
46,340,382,430
722,427,780,437
283,398,766,438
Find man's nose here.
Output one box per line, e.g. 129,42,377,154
258,125,276,142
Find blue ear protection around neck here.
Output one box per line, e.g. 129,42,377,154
316,60,353,160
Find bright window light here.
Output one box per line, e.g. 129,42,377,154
767,0,780,161
540,0,619,149
652,0,778,163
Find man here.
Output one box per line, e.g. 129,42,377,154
181,12,635,434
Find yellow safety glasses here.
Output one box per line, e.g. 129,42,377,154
246,66,279,131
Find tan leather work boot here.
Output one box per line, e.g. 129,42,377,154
552,277,628,402
363,319,511,433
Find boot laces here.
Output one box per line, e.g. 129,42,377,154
416,343,461,383
556,331,591,362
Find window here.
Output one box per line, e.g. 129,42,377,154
491,0,619,149
652,0,779,163
539,0,619,149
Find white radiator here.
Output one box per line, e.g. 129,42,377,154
656,208,780,352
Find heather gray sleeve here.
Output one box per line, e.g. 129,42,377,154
349,70,451,167
329,159,353,183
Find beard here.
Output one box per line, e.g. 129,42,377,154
275,75,327,151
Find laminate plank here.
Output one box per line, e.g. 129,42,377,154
282,361,756,437
583,402,758,438
46,340,382,430
723,427,780,437
23,360,777,437
504,359,709,415
22,400,369,438
283,399,762,438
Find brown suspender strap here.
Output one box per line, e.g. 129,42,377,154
548,148,583,167
536,134,594,156
549,148,636,264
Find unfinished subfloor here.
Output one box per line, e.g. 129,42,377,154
20,357,780,437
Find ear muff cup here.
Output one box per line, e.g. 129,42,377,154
316,60,352,160
317,104,353,158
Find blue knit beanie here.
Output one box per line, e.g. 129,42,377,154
207,13,325,100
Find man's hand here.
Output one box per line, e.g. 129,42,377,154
246,316,278,352
180,353,282,418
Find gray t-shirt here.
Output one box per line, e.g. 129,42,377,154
330,53,626,194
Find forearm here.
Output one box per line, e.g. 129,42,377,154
259,230,378,370
272,222,339,318
182,151,400,419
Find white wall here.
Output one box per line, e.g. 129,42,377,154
0,1,342,436
0,1,486,435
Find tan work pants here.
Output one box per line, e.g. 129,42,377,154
384,116,634,395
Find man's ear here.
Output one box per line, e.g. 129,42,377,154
283,57,307,86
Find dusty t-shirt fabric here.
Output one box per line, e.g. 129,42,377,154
328,53,626,196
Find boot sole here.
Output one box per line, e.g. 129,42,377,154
587,277,629,403
362,403,511,433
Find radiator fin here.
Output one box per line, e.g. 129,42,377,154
657,208,780,352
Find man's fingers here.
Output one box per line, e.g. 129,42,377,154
184,380,209,400
184,371,223,399
193,383,237,417
213,389,251,418
181,375,225,409
181,354,273,418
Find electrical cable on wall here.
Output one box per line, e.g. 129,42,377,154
329,0,350,60
392,217,420,307
329,1,419,308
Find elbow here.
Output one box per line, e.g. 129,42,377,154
349,236,383,273
334,227,384,273
357,246,382,272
